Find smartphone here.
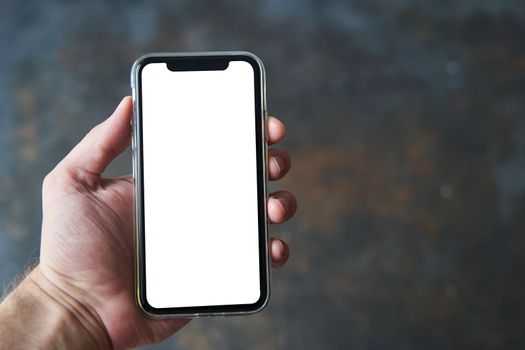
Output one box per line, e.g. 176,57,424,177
130,52,269,317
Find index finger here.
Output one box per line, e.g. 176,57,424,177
267,116,286,145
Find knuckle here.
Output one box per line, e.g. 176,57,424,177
42,172,58,194
42,167,70,191
42,172,54,188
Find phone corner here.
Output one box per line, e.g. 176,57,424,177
135,290,166,319
236,51,265,74
130,53,157,87
255,287,272,314
233,51,267,116
242,280,272,316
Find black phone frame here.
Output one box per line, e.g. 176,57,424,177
131,52,269,317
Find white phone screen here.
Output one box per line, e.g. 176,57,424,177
140,60,262,309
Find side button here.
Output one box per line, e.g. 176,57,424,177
131,132,135,152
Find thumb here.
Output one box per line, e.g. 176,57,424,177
56,96,132,183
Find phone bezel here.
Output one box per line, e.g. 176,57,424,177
130,52,269,317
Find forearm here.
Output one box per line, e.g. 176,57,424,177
0,266,111,350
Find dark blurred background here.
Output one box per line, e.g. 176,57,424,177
1,0,525,349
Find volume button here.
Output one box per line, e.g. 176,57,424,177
131,87,137,107
131,132,136,182
131,86,136,129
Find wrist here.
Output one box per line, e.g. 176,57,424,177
29,266,112,349
0,266,111,349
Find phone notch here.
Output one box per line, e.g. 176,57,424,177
165,57,229,72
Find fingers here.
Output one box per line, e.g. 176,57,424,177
270,238,289,269
267,116,286,145
267,115,292,267
268,148,291,180
57,97,132,182
268,191,297,224
267,115,290,181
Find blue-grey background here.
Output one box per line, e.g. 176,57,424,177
1,1,525,349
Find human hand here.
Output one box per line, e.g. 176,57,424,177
32,97,296,349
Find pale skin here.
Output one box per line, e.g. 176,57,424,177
0,97,297,349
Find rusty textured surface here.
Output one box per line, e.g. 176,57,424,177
1,1,525,349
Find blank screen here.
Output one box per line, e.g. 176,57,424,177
141,61,261,309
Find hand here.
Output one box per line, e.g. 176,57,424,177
33,97,297,349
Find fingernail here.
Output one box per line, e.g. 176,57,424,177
275,196,289,215
277,240,285,257
271,155,285,173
